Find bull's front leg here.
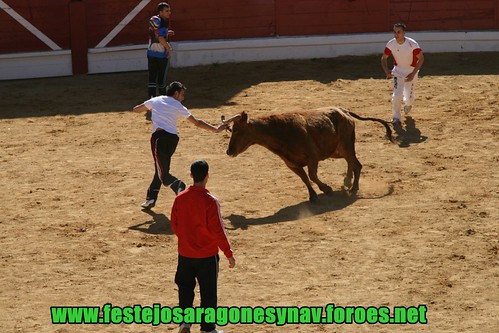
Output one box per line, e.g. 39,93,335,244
287,165,318,201
307,161,333,195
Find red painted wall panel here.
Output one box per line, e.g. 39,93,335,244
0,0,70,53
275,0,390,36
389,0,498,30
106,4,155,47
83,0,146,47
0,9,50,52
170,0,276,40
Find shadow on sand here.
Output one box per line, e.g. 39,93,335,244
392,116,428,147
128,209,173,235
227,184,394,230
128,183,394,233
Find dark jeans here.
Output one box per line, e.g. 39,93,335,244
147,56,169,98
145,130,184,201
175,254,220,332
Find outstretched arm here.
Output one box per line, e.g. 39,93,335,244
132,103,149,113
187,115,228,132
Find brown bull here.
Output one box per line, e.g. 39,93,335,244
225,107,393,201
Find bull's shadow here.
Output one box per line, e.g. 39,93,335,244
128,210,173,235
226,185,393,230
393,116,427,148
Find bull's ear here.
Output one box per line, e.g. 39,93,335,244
241,111,248,123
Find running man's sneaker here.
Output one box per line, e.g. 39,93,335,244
177,183,186,194
390,118,401,124
404,105,412,114
140,199,156,210
200,330,224,333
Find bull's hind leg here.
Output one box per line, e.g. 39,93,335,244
287,165,318,201
307,161,333,195
345,155,362,194
344,163,354,189
342,127,362,194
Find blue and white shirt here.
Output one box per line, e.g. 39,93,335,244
147,15,168,58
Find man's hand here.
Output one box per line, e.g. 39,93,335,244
215,123,229,132
227,256,236,268
406,72,416,82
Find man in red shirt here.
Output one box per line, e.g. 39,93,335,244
171,160,236,333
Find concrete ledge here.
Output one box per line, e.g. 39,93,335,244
0,50,71,80
1,31,498,80
170,33,390,67
88,45,148,74
169,31,499,67
411,31,499,52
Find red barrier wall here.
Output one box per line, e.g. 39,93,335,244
1,0,498,53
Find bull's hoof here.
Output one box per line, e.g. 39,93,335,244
320,185,333,194
350,186,359,196
309,193,319,202
343,177,353,188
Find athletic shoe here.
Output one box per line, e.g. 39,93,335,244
390,118,401,124
200,330,224,333
177,183,186,195
178,323,190,333
140,199,156,210
404,105,412,114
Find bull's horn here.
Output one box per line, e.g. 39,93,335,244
222,114,241,124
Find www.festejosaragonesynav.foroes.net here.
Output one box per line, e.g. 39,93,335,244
51,303,428,326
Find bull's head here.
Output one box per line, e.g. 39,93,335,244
225,112,253,157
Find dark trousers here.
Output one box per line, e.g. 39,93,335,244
146,130,184,201
147,56,169,98
175,254,219,332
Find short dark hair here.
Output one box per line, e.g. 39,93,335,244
394,22,407,31
166,81,187,96
191,160,209,183
157,2,169,13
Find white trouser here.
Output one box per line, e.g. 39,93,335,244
391,72,418,120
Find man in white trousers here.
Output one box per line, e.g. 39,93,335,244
381,22,425,124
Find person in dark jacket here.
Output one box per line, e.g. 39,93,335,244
147,2,174,98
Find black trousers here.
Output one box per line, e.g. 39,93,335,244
146,130,184,201
147,56,169,98
175,254,219,332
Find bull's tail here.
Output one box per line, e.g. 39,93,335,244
346,110,394,143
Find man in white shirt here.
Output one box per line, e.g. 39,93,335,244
133,81,227,210
381,22,425,124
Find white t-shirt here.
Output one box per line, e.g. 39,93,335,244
144,96,191,134
384,37,422,77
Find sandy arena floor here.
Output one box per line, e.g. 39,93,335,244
0,52,498,333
